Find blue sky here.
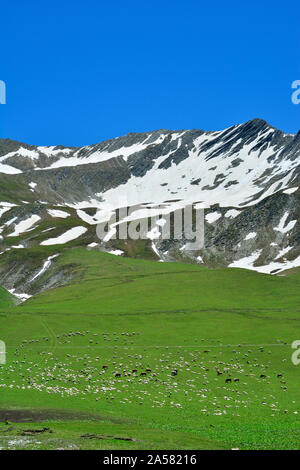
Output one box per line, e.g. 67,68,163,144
1,0,300,146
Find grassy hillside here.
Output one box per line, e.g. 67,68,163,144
18,248,300,314
0,285,15,309
0,249,300,449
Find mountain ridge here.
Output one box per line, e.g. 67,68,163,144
0,118,296,151
0,118,299,300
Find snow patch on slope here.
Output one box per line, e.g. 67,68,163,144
274,213,297,234
40,226,87,245
205,212,222,224
108,249,124,256
31,254,59,282
229,251,262,270
244,232,256,241
8,215,41,237
229,249,300,274
48,209,70,219
283,187,298,195
37,134,166,170
225,209,240,218
0,163,22,174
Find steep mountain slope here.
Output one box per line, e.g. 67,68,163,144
0,118,299,299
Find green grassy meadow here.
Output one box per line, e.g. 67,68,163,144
0,249,300,449
0,286,14,309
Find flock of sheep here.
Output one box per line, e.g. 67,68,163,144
0,329,295,418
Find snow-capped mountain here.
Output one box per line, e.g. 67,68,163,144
0,118,299,299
